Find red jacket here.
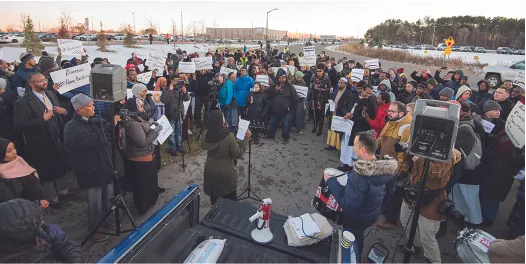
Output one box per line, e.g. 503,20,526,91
367,103,389,137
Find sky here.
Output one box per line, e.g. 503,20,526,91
0,0,525,37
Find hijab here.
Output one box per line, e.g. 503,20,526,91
155,77,167,91
0,138,37,179
205,110,230,143
123,97,149,121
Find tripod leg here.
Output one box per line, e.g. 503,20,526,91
81,205,116,246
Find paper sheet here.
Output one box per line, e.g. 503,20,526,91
153,115,173,145
331,116,354,134
288,214,321,239
480,119,495,134
328,100,336,111
236,119,250,140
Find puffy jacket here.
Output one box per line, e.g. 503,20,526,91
233,75,254,107
376,79,396,103
161,87,191,121
11,66,39,92
122,116,158,159
326,157,397,224
367,103,389,138
378,114,412,175
218,79,234,106
268,82,297,115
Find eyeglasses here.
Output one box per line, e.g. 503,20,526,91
386,110,399,113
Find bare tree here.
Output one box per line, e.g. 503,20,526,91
144,17,157,34
185,24,194,37
58,11,72,39
199,20,206,34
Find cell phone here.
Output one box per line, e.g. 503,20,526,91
362,106,368,115
367,247,386,263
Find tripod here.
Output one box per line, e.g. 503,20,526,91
82,102,138,246
237,125,262,202
197,96,217,141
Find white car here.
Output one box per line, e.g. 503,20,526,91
114,33,125,41
74,34,96,41
483,60,525,89
0,33,25,43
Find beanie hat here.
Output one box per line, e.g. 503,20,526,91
439,87,454,99
483,100,502,113
0,78,6,90
19,53,34,64
71,93,92,111
396,68,404,74
426,78,438,87
295,71,304,78
0,199,43,247
38,57,57,74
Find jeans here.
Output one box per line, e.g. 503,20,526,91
268,112,291,139
168,119,182,152
86,183,114,233
221,105,232,128
400,202,441,263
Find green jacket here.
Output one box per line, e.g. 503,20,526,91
201,132,248,197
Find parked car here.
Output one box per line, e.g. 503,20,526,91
74,34,97,41
497,47,514,54
132,34,142,40
105,34,115,41
38,33,57,42
474,47,487,53
459,46,473,52
321,41,328,45
483,60,525,89
0,33,25,43
436,43,447,51
70,33,83,39
513,49,525,55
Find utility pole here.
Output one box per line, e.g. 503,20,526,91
419,30,423,44
91,16,94,34
431,25,436,46
266,8,278,49
193,21,196,38
180,10,183,40
132,12,136,33
172,19,176,48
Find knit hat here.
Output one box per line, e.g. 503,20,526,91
38,57,57,74
71,93,92,111
0,78,6,90
295,71,304,78
426,78,438,87
483,100,502,113
477,80,489,88
19,53,34,64
455,85,471,100
439,87,455,99
340,77,348,84
132,83,147,98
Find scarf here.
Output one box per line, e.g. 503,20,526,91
0,156,37,179
205,110,230,143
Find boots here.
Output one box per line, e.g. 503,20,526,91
311,124,317,133
317,125,323,136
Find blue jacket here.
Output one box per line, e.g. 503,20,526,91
326,157,397,224
11,66,39,92
233,75,254,107
218,79,234,106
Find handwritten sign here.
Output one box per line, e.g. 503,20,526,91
335,63,344,73
136,71,152,84
146,54,165,72
153,115,173,145
331,116,354,134
480,119,496,134
505,101,525,148
57,39,84,56
178,62,196,73
255,75,269,86
293,85,308,97
192,57,213,70
50,63,91,94
302,46,316,66
365,59,380,69
220,66,237,76
351,69,364,82
0,47,27,62
286,65,296,74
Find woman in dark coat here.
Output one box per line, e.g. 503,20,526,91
201,110,250,204
310,63,331,135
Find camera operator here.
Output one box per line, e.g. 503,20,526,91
161,78,190,157
324,132,397,261
195,69,215,128
121,97,163,215
397,148,461,263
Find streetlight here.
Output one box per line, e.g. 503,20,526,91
266,8,278,49
132,12,136,33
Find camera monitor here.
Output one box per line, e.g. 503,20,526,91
409,100,459,162
90,64,127,102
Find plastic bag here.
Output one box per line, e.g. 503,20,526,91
183,239,226,263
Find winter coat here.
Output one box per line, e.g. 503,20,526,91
446,79,462,95
433,70,449,86
63,114,114,189
407,149,461,221
13,90,68,182
480,115,505,147
480,131,525,201
268,82,297,116
471,90,493,115
347,96,377,146
0,199,84,263
367,103,389,137
378,114,412,176
497,99,513,120
160,87,191,121
233,75,255,107
195,71,214,97
246,91,270,121
11,66,39,92
202,133,248,197
429,83,444,100
0,90,18,140
218,79,234,106
329,88,353,117
326,67,338,88
397,89,416,105
452,118,481,186
309,73,331,109
488,236,525,263
376,79,396,103
326,156,397,224
122,116,159,159
0,172,46,203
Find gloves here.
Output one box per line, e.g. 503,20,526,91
148,118,155,125
39,223,67,245
154,124,163,133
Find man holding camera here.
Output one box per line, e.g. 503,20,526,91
63,93,119,242
161,79,190,156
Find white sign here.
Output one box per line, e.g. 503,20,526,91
331,116,354,134
513,70,525,89
147,54,165,71
293,85,308,97
255,75,269,86
365,59,380,69
335,63,344,73
137,64,145,72
0,47,27,62
50,63,91,94
178,62,196,73
351,69,364,82
136,71,153,84
302,46,316,66
328,99,336,111
220,66,237,76
126,89,166,117
505,101,525,148
192,57,213,70
57,39,84,56
236,119,250,140
270,67,279,75
480,119,496,134
286,65,296,74
153,115,173,145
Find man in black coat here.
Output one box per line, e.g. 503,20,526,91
267,71,297,143
194,69,215,127
63,94,116,242
13,73,68,208
472,80,493,115
0,78,18,140
492,87,514,120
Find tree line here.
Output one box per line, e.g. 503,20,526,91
364,16,525,49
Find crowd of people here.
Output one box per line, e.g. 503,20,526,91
0,43,524,262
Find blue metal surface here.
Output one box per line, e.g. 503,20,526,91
98,184,199,263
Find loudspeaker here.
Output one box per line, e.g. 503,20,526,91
90,64,127,102
409,100,460,162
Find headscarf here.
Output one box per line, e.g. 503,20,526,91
132,83,147,99
123,97,148,120
0,138,37,179
205,110,230,144
155,77,167,91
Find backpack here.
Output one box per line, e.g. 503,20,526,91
459,124,482,170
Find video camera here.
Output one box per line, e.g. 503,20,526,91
208,79,221,100
439,199,465,223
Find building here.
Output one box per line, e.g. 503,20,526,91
205,27,319,41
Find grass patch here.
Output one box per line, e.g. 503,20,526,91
338,44,487,75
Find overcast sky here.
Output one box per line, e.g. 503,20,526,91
1,0,524,37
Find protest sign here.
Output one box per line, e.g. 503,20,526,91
57,39,84,56
351,69,364,82
505,101,525,148
50,63,91,94
331,116,354,134
236,119,250,140
153,115,173,145
0,47,27,62
328,99,336,111
220,66,237,76
480,119,496,134
147,54,165,72
136,71,152,84
137,64,145,72
255,75,269,86
302,46,316,66
192,57,213,70
179,62,196,73
365,59,380,69
335,63,344,73
127,89,165,117
286,65,296,74
293,85,308,97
